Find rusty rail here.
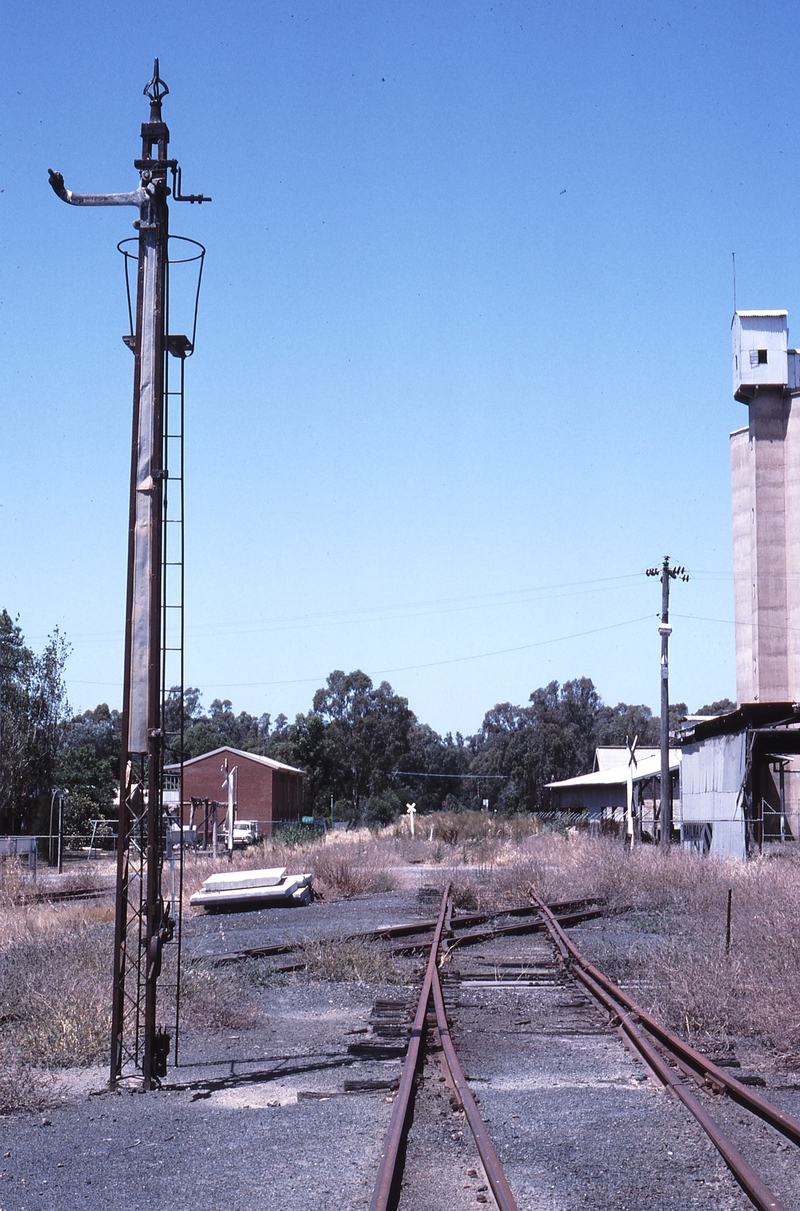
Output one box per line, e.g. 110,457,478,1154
199,898,601,965
430,961,520,1211
531,894,800,1148
368,886,520,1211
368,884,451,1211
532,894,789,1211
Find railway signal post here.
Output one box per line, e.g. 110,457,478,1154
49,62,209,1089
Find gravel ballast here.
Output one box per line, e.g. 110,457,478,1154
4,888,800,1209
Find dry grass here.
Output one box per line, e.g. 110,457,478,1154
464,833,800,1068
300,936,405,984
0,1056,57,1113
310,840,397,899
6,819,800,1111
183,832,399,904
0,914,111,1069
175,958,275,1030
0,898,113,1112
620,850,800,1065
412,810,541,846
0,860,110,908
0,859,33,907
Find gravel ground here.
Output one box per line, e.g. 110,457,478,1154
4,889,800,1210
0,976,402,1211
183,887,427,958
1,891,422,1211
437,933,755,1209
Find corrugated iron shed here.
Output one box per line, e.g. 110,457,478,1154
677,704,800,858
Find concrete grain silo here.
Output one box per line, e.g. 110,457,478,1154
731,310,800,703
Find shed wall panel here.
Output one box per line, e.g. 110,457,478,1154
680,733,746,860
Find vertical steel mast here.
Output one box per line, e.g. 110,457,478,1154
49,61,209,1089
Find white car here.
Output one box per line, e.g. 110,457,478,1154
230,820,259,847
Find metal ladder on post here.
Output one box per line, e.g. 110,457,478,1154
160,283,189,1069
158,232,205,1070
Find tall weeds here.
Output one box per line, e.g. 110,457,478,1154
310,841,395,898
300,937,404,983
182,832,397,903
0,900,112,1111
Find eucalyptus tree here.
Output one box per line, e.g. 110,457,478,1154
0,610,70,833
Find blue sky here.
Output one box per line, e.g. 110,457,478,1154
3,0,799,736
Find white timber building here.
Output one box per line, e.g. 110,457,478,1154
546,747,680,841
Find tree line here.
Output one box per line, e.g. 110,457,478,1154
0,609,735,834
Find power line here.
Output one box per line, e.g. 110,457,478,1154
187,613,655,690
672,612,800,634
393,771,509,780
36,571,652,644
67,611,659,697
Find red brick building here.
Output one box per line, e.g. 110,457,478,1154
165,746,305,838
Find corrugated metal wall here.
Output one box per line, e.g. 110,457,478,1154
680,732,747,859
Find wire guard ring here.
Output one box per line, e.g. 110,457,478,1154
117,236,205,356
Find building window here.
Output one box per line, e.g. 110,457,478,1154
758,349,768,364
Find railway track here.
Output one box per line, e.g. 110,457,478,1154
368,887,800,1211
199,897,606,965
9,883,113,905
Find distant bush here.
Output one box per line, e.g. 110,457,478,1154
413,810,541,846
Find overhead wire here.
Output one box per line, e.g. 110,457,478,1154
44,570,653,644
193,613,655,689
66,614,656,692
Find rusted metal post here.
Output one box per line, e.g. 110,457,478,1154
49,61,208,1090
136,68,170,1091
57,792,63,875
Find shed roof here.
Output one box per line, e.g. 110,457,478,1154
593,746,659,771
546,749,680,791
676,703,800,745
734,310,787,318
165,745,306,776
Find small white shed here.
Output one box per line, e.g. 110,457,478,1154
732,310,788,401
